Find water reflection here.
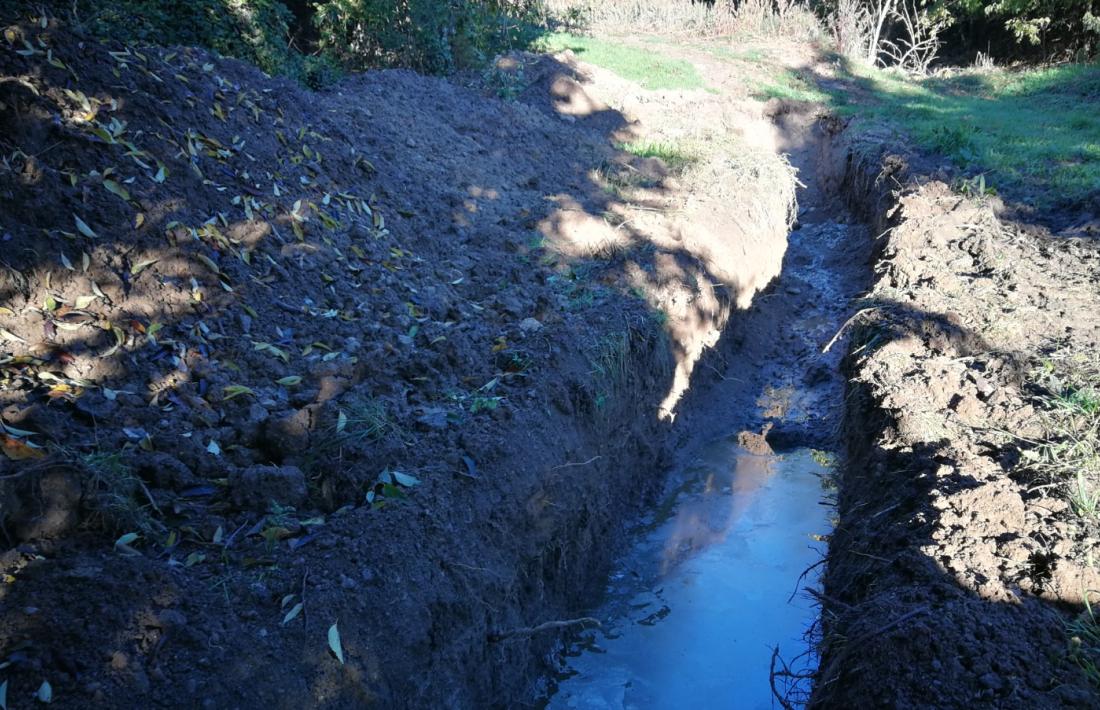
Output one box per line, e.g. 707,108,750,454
546,444,829,710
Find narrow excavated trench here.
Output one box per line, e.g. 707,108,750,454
541,107,870,708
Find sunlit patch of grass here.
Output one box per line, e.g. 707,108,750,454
616,139,696,171
534,32,706,91
754,69,831,103
828,62,1100,209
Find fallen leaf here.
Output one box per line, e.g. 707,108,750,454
73,214,97,239
282,602,303,625
327,623,344,665
276,376,302,386
114,532,140,556
392,471,420,487
102,179,131,201
35,680,51,704
222,385,255,401
1,436,46,461
130,258,158,276
0,328,26,344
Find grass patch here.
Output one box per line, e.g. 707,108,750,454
534,32,706,91
1070,596,1100,688
754,69,832,103
1022,349,1100,520
827,61,1100,209
616,139,696,171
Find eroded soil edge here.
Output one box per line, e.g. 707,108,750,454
814,143,1100,707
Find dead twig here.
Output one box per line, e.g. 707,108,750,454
822,307,878,354
550,456,602,471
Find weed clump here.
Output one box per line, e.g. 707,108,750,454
1021,348,1100,520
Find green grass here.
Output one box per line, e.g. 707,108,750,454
1070,595,1100,688
825,61,1100,209
1023,350,1100,520
755,69,833,103
616,139,696,171
534,32,706,91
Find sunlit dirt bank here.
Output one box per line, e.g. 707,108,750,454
811,137,1100,708
0,17,799,707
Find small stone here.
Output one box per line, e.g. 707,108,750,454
340,573,358,590
519,317,543,333
406,137,417,148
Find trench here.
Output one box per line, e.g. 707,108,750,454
540,114,869,708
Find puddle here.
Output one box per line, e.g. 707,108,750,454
544,443,831,709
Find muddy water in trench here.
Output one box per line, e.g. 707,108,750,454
546,445,831,709
544,198,865,708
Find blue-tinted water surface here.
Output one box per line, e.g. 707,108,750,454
546,443,830,709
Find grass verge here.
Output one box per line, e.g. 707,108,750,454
534,32,706,90
827,61,1100,209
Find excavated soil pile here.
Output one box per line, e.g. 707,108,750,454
815,149,1100,707
0,18,751,708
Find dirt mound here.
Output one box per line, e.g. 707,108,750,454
814,148,1100,707
0,17,697,707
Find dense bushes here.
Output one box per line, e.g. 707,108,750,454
64,0,298,74
313,0,548,73
11,0,550,83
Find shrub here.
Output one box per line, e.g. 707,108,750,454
311,0,549,73
62,0,302,77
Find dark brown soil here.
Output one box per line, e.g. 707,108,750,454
0,17,728,708
812,142,1100,707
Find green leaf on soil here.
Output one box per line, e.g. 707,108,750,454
282,602,303,625
327,623,344,665
213,525,224,544
336,410,347,433
60,252,74,271
184,552,205,567
75,295,97,309
130,258,158,276
195,254,221,274
73,214,97,239
102,179,131,201
153,164,167,183
35,680,51,704
276,376,302,386
222,385,255,401
114,532,140,556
